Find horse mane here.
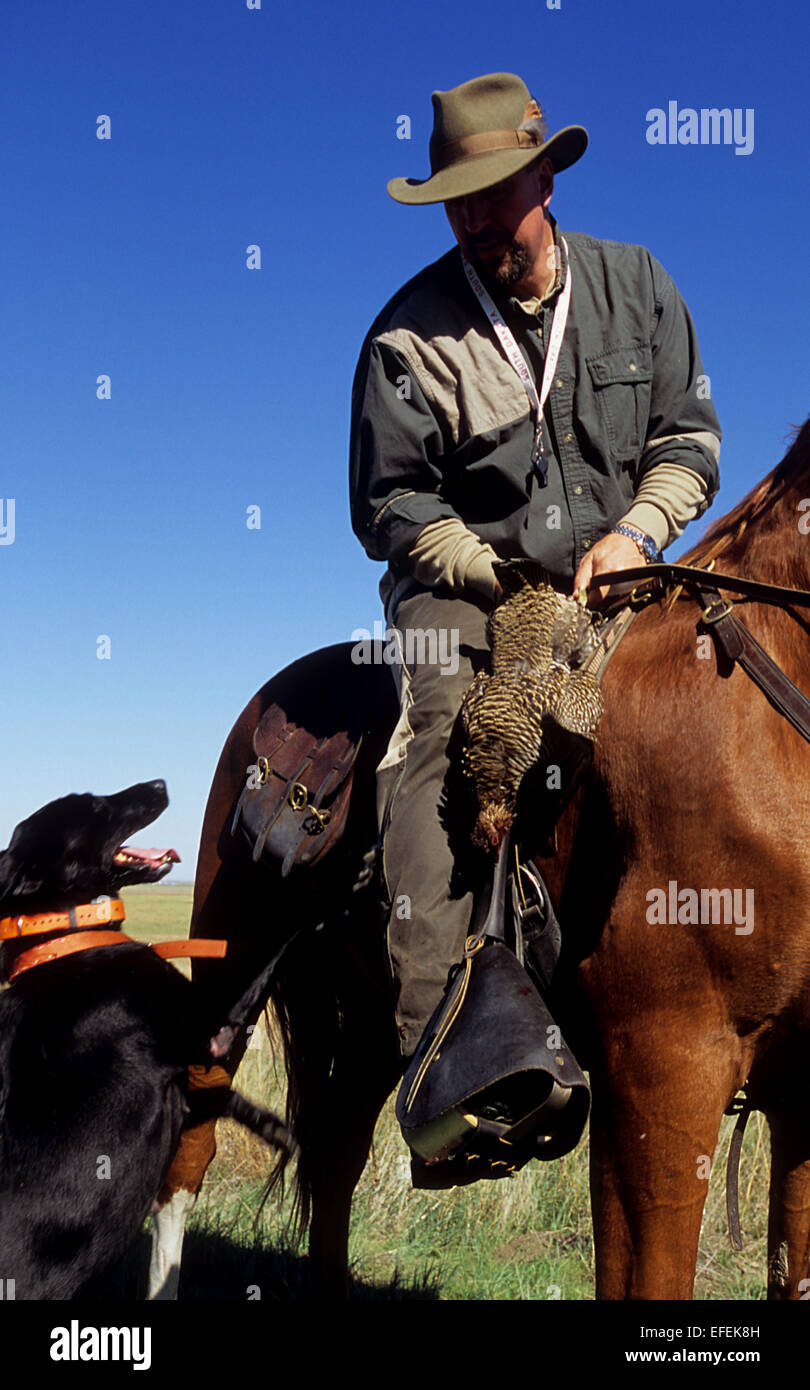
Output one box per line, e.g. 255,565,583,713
683,417,810,570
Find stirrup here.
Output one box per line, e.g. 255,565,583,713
395,838,590,1182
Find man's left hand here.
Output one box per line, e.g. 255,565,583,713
573,532,646,606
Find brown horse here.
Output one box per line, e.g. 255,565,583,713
153,416,810,1300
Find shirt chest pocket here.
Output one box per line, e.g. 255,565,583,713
586,345,653,462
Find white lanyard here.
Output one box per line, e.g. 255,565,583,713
462,236,572,478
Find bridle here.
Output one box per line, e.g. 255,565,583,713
593,561,810,746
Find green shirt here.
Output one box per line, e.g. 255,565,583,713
350,221,721,590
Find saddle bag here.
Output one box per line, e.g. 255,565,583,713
230,642,399,877
231,704,363,876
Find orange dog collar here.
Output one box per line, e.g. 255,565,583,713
6,923,229,982
9,930,132,980
0,897,127,940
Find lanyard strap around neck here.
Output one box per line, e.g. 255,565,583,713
462,237,572,480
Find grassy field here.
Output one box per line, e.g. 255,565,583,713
118,881,771,1301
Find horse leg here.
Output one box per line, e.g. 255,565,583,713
766,1107,810,1299
589,1030,742,1299
296,961,399,1298
305,1063,395,1297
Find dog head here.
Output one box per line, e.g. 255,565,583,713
0,779,179,913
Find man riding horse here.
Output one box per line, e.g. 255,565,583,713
349,72,722,1122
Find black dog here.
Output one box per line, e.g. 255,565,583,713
0,779,294,1300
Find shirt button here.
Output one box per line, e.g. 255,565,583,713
583,538,592,548
564,432,573,443
628,362,637,372
555,378,564,388
573,484,583,495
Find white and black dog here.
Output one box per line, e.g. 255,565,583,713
0,779,294,1300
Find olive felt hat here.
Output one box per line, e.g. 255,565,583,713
388,72,588,206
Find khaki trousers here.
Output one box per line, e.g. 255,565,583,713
376,585,493,1057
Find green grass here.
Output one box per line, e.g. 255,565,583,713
122,883,770,1299
121,880,195,940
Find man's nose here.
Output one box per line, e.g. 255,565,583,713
457,192,491,233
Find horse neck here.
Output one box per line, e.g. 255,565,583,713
726,485,810,592
690,425,810,593
683,421,810,663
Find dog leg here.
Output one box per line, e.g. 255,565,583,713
145,1064,230,1301
147,1188,198,1300
146,1077,296,1300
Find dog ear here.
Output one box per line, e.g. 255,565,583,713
0,850,42,903
0,851,11,898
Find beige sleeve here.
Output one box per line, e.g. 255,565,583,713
406,517,500,600
396,464,709,591
619,463,710,551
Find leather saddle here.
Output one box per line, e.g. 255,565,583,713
230,640,591,1184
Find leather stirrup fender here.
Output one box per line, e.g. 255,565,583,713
396,840,590,1176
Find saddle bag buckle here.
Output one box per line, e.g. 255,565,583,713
287,781,331,834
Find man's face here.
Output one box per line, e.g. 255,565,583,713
444,159,553,292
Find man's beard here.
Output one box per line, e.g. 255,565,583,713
473,239,531,291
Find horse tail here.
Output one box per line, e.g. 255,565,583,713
265,949,343,1242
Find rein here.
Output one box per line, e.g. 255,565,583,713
0,897,228,983
592,560,810,610
591,560,810,746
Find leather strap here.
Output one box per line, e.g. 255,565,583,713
151,939,228,961
8,930,229,982
0,897,126,940
697,591,810,744
581,604,638,679
9,930,131,980
589,561,810,745
590,561,810,610
725,1100,752,1250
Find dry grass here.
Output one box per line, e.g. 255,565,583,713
194,1012,771,1301
122,883,772,1299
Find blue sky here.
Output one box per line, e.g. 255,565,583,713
2,0,808,871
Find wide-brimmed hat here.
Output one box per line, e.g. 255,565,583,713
388,72,588,206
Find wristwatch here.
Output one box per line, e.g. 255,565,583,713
610,523,661,564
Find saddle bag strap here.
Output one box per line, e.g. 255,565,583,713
725,1096,753,1251
699,590,810,744
467,836,513,946
511,857,562,992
